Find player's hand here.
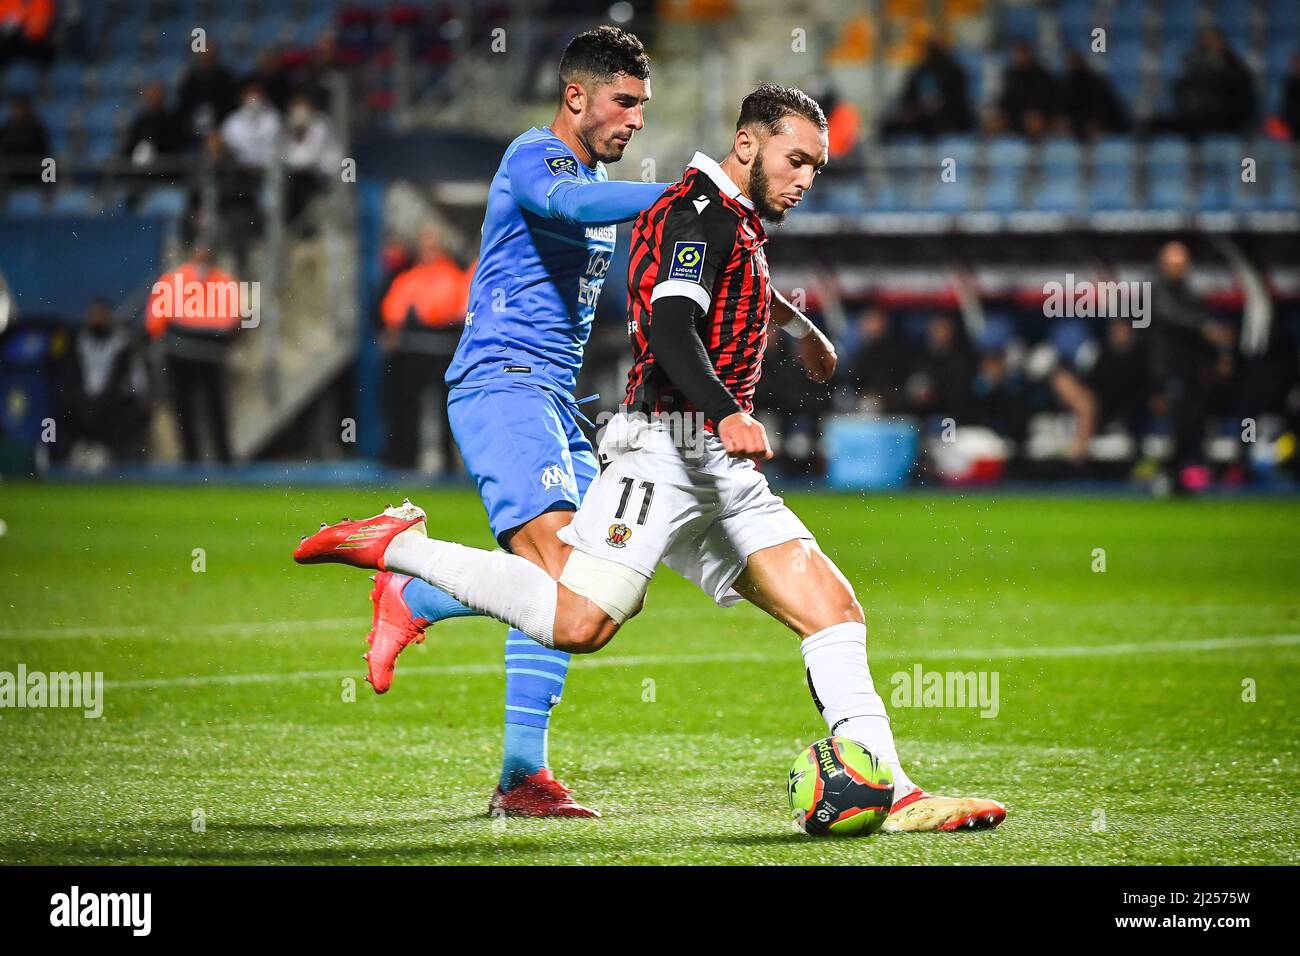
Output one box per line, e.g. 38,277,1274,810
795,326,837,383
717,412,772,460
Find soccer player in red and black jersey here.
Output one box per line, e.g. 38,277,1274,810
296,85,1006,832
623,87,837,457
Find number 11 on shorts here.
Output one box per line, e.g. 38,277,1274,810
614,478,655,526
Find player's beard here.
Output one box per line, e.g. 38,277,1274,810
583,120,631,165
748,150,787,223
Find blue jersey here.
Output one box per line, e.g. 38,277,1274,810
446,127,666,394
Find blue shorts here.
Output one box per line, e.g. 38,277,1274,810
447,377,599,546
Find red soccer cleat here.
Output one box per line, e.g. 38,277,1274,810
882,787,1006,833
363,571,430,694
293,500,426,570
488,769,601,819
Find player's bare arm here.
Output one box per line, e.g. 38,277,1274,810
772,288,838,384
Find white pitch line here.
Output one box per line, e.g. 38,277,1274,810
99,633,1300,690
3,601,1286,641
0,619,362,641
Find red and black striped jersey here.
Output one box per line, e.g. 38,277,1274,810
624,151,772,423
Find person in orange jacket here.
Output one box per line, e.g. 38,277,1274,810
0,0,55,70
379,224,473,471
146,245,244,463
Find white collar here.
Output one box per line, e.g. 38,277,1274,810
687,151,753,209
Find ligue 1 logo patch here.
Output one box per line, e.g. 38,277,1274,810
546,155,577,176
667,241,706,282
606,523,632,548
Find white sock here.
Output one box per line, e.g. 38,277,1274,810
800,621,916,800
383,530,557,648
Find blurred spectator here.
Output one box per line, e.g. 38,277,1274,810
178,46,240,141
881,39,974,139
757,325,832,478
0,0,55,70
285,31,347,111
1171,28,1257,137
56,297,150,463
1047,358,1097,467
845,306,909,412
220,83,281,170
146,245,244,463
990,41,1059,139
380,225,472,472
188,129,262,275
1149,241,1235,491
0,93,49,185
244,48,291,113
970,348,1029,449
122,82,185,174
1086,319,1149,438
822,89,861,162
905,313,975,421
1058,50,1128,139
283,93,340,226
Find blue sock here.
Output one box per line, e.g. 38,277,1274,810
401,577,481,623
500,628,570,790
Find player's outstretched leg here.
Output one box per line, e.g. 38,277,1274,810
293,500,628,654
733,539,1006,834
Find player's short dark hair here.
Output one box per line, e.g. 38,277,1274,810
558,25,650,93
735,83,827,135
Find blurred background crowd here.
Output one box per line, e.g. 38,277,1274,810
1,0,1298,494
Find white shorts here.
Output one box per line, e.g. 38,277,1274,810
557,413,813,606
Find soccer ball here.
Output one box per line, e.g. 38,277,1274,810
788,736,894,837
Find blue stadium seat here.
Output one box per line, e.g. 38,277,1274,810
1235,143,1299,211
1028,166,1082,213
85,135,117,164
988,137,1030,167
98,58,138,94
51,187,98,215
867,179,905,213
1266,0,1300,31
1041,139,1081,170
5,190,46,215
984,168,1021,212
1093,136,1136,165
931,176,975,213
1265,38,1293,78
42,97,82,133
136,187,189,218
1149,136,1191,165
50,62,87,97
936,135,978,167
1195,168,1231,210
4,62,41,96
1164,0,1203,28
84,102,126,139
1087,163,1136,210
1058,0,1096,46
48,125,71,156
1148,167,1190,209
1002,5,1039,43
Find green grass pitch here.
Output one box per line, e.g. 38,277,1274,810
0,483,1296,865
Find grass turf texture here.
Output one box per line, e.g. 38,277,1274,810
0,483,1296,865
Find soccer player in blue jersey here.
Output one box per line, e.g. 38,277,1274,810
358,27,667,817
